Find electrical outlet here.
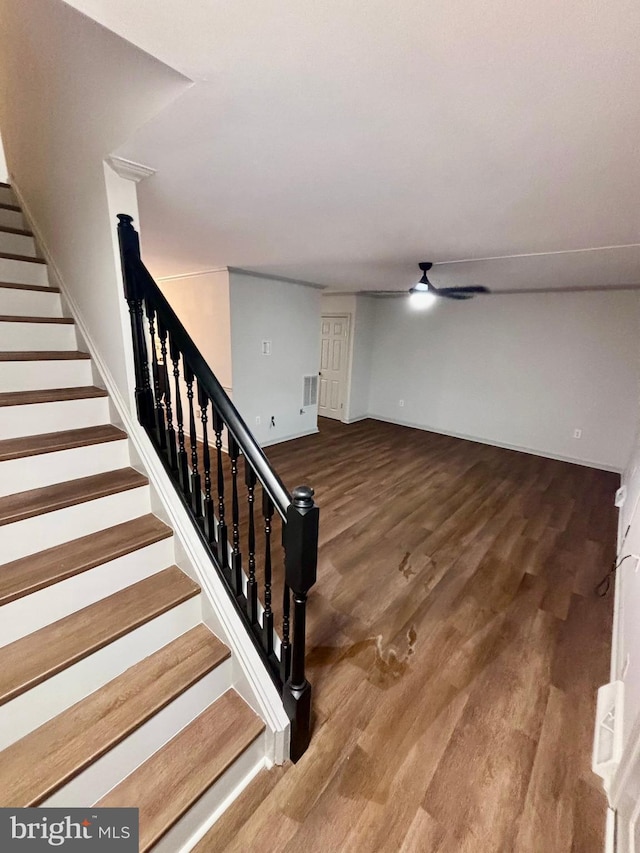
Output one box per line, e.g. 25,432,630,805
399,400,405,407
255,416,261,426
573,428,582,439
261,340,272,356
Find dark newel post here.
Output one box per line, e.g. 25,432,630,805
283,485,319,762
117,214,154,430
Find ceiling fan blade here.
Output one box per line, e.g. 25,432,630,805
358,290,406,297
487,283,640,295
440,291,474,300
437,286,490,295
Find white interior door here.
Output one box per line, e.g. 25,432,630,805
319,314,350,420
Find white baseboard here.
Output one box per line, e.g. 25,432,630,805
260,427,319,448
365,413,622,474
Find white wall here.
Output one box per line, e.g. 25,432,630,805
229,271,321,446
159,270,232,392
366,290,640,472
0,0,187,402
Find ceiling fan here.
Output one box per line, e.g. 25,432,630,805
361,261,640,306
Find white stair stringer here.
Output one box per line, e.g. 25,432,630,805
0,257,48,287
153,733,267,853
0,536,174,646
0,285,62,317
46,658,234,808
0,436,129,496
0,231,37,257
0,357,93,392
0,483,151,564
0,395,110,439
0,597,202,752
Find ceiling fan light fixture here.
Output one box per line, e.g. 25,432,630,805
409,289,436,310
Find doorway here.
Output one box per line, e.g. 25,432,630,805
318,314,350,421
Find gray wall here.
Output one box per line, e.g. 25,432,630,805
364,290,640,471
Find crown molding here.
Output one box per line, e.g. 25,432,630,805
228,266,326,290
106,155,157,183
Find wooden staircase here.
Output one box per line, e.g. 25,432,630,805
0,183,268,850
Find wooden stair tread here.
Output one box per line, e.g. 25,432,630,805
0,181,10,189
0,424,126,462
192,766,287,852
0,203,20,212
0,281,58,292
0,625,228,807
0,566,200,707
0,514,171,605
0,467,147,527
0,350,89,361
97,690,265,851
0,251,45,264
0,386,107,407
0,225,33,237
0,315,72,324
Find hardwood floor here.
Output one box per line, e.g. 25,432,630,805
198,417,617,852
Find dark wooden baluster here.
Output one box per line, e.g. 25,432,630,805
262,490,275,656
229,434,243,596
117,214,154,431
184,361,202,518
283,485,319,763
157,317,177,471
212,408,228,569
280,583,292,684
145,300,167,450
245,461,258,624
169,335,190,500
198,382,215,543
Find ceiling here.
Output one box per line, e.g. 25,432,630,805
65,0,640,293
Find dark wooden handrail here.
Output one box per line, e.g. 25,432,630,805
117,214,318,762
119,224,290,520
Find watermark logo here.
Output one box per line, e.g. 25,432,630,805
0,808,138,851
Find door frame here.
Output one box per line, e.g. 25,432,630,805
319,312,353,423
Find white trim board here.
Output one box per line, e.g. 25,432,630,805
260,427,319,449
362,413,623,474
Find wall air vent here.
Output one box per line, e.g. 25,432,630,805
303,374,318,407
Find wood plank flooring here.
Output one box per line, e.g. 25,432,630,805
198,417,616,852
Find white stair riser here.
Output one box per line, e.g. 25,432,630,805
0,187,15,206
0,287,62,318
0,537,174,646
0,257,48,287
0,438,129,497
0,396,109,440
0,484,150,563
0,232,37,257
0,598,202,751
48,660,233,807
0,208,24,230
0,320,77,351
154,734,266,853
0,358,92,392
